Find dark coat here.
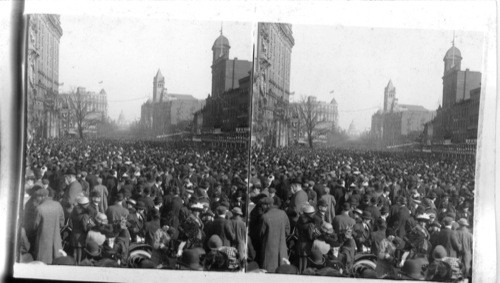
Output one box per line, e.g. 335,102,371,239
258,207,290,273
106,203,129,224
33,198,65,264
432,227,461,258
332,213,355,236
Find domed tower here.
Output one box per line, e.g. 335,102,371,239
212,29,230,63
443,41,462,75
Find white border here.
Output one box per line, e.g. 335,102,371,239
3,1,498,282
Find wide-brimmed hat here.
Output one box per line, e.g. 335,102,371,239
433,245,447,259
307,248,325,266
457,218,469,227
353,208,363,216
216,206,227,215
321,222,334,235
178,248,204,270
77,196,89,205
127,199,137,206
190,202,204,211
400,259,425,280
84,241,101,258
207,234,223,250
415,213,430,221
65,168,77,176
303,204,316,214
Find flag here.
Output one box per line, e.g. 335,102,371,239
329,90,334,94
98,81,103,84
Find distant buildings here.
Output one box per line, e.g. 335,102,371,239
26,14,63,139
371,80,435,145
59,87,108,136
423,42,482,145
140,70,204,137
253,23,295,147
289,96,338,144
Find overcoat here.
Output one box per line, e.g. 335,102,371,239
258,207,290,272
33,198,65,264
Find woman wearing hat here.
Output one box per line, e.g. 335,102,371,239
70,196,95,264
176,203,205,257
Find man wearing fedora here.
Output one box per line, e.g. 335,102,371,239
32,188,66,264
92,177,109,213
257,196,290,273
455,218,472,276
228,207,246,261
106,192,129,226
61,167,83,220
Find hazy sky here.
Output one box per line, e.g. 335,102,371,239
289,26,485,131
59,16,253,122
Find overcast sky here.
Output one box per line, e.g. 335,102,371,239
289,26,485,131
59,16,253,123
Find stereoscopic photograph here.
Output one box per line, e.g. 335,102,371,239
248,22,483,281
20,14,252,272
6,1,497,283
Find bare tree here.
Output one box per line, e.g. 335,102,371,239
295,96,328,148
67,87,101,139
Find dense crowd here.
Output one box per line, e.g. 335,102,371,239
21,138,248,271
247,147,475,280
20,138,475,280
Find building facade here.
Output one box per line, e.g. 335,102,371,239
59,87,108,136
140,70,204,137
253,23,294,147
423,42,482,145
289,96,338,144
26,14,63,140
191,30,252,147
371,80,435,145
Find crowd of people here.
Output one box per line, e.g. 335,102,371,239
20,138,476,281
21,138,248,271
247,146,475,280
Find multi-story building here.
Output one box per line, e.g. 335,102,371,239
371,80,435,145
26,14,63,139
191,29,252,147
423,42,482,145
59,87,108,136
289,96,338,144
253,23,294,147
140,70,204,137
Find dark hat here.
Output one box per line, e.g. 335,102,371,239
350,198,359,206
316,267,342,277
362,211,373,220
41,179,50,185
380,206,389,215
400,259,425,280
258,196,274,205
115,193,124,202
34,188,49,197
443,217,453,226
269,187,277,194
178,248,204,270
65,168,77,175
433,245,447,259
397,196,407,205
84,241,101,258
90,190,102,198
150,209,160,219
136,201,146,210
216,206,227,215
153,196,163,205
138,258,156,268
231,207,243,216
208,234,223,250
307,248,325,266
429,192,437,199
342,202,351,211
275,264,299,274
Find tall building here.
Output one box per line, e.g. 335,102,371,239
193,29,252,147
140,70,204,137
424,41,482,145
253,23,294,147
371,80,435,145
26,14,63,139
